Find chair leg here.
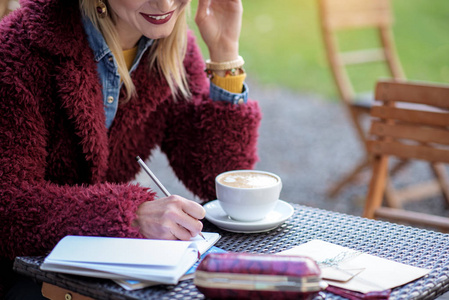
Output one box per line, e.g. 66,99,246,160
327,104,372,198
327,158,371,198
349,107,370,153
385,178,402,209
431,163,449,206
363,155,389,219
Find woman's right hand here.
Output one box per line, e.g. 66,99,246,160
133,195,206,240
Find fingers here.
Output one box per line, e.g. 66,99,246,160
171,221,203,241
196,0,210,15
182,197,206,220
174,196,206,238
195,0,210,26
135,196,205,241
161,196,204,240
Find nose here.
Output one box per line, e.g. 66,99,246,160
154,0,175,12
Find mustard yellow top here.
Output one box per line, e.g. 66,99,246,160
123,47,245,94
211,73,246,94
123,46,139,71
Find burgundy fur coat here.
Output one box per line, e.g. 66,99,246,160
0,0,261,293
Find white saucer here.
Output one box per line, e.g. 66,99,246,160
203,200,294,233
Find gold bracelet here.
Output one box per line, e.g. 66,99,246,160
205,56,244,71
205,67,245,79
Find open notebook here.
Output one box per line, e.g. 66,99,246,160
114,245,227,291
41,232,220,285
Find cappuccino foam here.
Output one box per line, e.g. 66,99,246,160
218,172,278,189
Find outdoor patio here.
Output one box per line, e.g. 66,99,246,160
137,79,449,223
136,79,449,299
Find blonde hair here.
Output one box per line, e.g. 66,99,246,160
0,1,7,19
79,0,190,102
1,0,19,19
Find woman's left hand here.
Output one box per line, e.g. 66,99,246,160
195,0,242,62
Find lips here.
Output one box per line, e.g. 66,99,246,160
141,11,174,25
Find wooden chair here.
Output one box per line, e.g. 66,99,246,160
318,0,447,207
364,79,449,230
318,0,404,198
42,282,94,300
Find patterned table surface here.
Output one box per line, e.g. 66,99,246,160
14,204,449,300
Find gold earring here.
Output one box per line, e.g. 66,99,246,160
96,0,107,19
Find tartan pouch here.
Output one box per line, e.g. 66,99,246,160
194,252,327,299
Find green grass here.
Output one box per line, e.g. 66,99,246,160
188,0,449,100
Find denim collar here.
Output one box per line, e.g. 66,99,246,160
81,15,154,63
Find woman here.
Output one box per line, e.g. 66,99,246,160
0,0,261,296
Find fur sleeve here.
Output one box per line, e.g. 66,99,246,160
161,31,262,201
0,19,151,261
0,82,152,259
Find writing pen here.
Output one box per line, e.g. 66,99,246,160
135,156,206,240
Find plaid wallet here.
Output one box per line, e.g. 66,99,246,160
194,252,327,299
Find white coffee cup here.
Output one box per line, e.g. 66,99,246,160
215,170,282,222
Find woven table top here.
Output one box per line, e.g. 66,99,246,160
14,204,449,300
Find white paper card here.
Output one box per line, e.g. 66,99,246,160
277,240,430,294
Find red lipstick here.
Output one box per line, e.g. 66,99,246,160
141,11,174,25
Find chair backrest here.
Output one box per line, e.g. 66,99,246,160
318,0,405,105
367,80,449,163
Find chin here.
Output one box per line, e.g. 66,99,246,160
143,27,176,40
147,33,171,40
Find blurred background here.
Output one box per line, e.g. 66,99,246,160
190,0,449,99
140,0,449,217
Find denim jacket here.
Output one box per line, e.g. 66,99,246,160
82,17,248,129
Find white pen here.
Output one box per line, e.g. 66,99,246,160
135,156,205,240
